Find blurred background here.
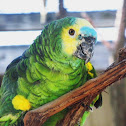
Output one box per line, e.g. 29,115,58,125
0,0,126,126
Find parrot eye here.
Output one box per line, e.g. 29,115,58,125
69,29,75,36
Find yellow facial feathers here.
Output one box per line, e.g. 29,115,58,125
61,18,93,55
12,95,31,111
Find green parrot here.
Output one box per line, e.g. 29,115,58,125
0,17,102,126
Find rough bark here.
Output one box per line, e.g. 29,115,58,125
24,47,126,126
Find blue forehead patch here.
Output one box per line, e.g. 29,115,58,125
80,26,97,38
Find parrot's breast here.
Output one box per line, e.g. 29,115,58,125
17,60,87,108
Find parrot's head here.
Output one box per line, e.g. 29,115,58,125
60,17,97,63
41,17,97,64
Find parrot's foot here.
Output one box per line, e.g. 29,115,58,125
0,113,22,126
81,103,93,112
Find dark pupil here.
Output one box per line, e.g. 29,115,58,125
69,29,75,35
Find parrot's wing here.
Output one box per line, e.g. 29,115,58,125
0,56,22,114
0,56,25,125
6,56,22,71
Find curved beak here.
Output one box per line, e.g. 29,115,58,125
74,34,96,63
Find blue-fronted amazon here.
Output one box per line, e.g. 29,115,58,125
0,17,102,126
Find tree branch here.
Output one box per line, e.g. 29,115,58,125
24,47,126,126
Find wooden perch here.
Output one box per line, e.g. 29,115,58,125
24,47,126,126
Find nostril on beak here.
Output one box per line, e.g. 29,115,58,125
78,34,82,40
78,34,86,42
